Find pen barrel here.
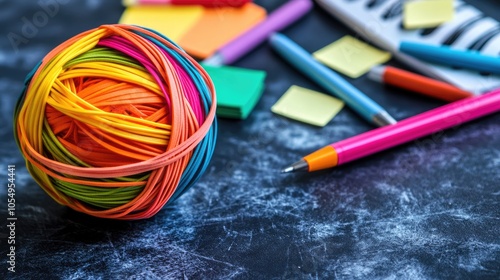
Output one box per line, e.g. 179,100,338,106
400,42,500,75
332,89,500,165
383,66,473,102
270,33,385,123
219,0,313,64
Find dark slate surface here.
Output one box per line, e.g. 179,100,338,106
0,0,499,279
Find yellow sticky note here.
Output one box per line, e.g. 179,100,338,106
313,36,391,78
403,0,454,29
178,3,266,59
271,86,344,127
119,6,204,42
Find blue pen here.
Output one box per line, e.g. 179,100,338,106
400,41,500,75
269,33,396,127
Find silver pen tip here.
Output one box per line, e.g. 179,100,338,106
281,166,294,173
280,159,308,173
372,111,397,127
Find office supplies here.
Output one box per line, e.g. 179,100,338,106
282,88,500,173
400,41,500,75
202,64,266,119
269,33,397,127
403,0,454,29
203,0,313,66
315,0,500,94
313,35,391,78
123,0,252,7
368,65,473,102
119,5,203,42
271,85,344,127
14,25,218,219
178,3,266,59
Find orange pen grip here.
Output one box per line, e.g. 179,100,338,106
384,66,473,102
303,145,338,172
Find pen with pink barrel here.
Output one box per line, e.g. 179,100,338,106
282,88,500,173
203,0,313,66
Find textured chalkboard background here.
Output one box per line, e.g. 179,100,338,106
1,0,499,279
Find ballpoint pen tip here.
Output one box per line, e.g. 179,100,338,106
281,166,294,173
373,111,397,127
281,159,308,173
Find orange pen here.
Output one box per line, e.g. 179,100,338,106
368,66,473,102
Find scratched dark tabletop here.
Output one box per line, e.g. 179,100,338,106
1,0,499,279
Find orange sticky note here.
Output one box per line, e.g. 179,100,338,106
178,3,266,59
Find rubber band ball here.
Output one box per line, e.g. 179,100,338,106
14,24,217,220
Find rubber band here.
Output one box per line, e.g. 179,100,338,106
14,24,217,220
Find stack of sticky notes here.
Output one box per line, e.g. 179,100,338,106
177,4,265,59
313,35,391,79
203,64,266,119
403,0,454,29
119,3,266,59
119,5,204,42
271,86,344,127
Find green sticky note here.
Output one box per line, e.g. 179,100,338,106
403,0,454,29
202,64,266,119
271,86,344,127
313,35,391,78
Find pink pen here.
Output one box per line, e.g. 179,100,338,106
203,0,313,66
282,88,500,173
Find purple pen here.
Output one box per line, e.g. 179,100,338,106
202,0,313,66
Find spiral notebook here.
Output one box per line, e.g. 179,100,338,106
316,0,500,94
